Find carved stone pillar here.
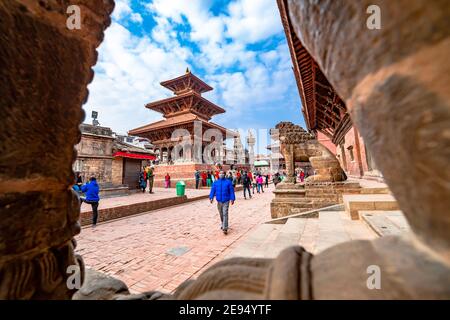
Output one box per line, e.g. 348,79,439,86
0,0,114,299
283,144,295,183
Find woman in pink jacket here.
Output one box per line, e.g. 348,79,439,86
256,175,264,193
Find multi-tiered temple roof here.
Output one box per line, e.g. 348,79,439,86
129,70,234,145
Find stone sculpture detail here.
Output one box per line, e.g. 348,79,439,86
0,0,114,299
274,121,346,182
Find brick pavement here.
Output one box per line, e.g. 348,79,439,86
75,185,275,294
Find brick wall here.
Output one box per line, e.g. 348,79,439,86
153,163,231,189
317,131,337,154
335,126,372,178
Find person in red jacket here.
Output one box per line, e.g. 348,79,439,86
164,173,171,188
201,171,207,187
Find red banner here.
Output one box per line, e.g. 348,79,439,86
113,151,156,160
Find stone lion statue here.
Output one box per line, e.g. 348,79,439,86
273,122,346,183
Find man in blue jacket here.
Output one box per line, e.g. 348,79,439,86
209,170,236,234
81,177,100,228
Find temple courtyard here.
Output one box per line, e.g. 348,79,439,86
74,179,395,295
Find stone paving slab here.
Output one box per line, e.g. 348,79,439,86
343,194,399,220
75,186,275,294
360,210,410,236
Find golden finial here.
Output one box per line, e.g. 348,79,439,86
186,67,190,74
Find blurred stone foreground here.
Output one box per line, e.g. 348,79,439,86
0,0,449,300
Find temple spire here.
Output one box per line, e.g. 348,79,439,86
186,67,190,74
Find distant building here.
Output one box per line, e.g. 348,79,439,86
74,123,115,185
74,124,155,193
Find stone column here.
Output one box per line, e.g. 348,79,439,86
282,144,296,183
0,1,114,299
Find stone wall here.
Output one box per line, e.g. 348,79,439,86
111,157,123,185
74,133,114,184
79,158,112,184
79,194,218,226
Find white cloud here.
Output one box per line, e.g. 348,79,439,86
225,0,282,44
85,22,192,134
111,0,132,20
85,0,300,138
130,12,143,23
112,0,143,24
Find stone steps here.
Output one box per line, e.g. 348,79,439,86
262,218,306,258
360,187,390,194
314,211,352,253
226,223,282,259
360,210,410,236
229,211,377,258
343,194,399,220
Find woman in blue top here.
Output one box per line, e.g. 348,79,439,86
81,177,100,227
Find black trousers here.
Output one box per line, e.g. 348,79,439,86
243,185,252,198
195,179,200,189
85,200,99,225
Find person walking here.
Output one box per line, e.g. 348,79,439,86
236,170,241,185
256,175,264,193
164,173,171,188
247,171,253,183
147,166,155,193
209,170,236,235
227,172,233,183
195,170,201,189
214,170,219,182
273,173,280,187
242,171,252,199
265,174,269,188
81,177,100,228
139,169,146,193
207,171,212,187
232,173,237,188
252,177,257,194
201,171,207,187
299,170,305,183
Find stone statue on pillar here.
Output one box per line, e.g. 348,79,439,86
246,130,256,171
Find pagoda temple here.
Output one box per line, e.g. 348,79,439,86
129,69,237,187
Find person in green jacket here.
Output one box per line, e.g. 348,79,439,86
147,166,155,194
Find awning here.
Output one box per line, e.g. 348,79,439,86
113,151,156,160
254,160,269,167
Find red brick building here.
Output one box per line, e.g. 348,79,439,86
277,0,382,181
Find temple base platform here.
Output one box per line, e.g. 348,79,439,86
270,180,362,219
152,163,231,188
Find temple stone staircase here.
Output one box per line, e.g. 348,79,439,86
229,181,410,259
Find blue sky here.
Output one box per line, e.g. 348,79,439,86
84,0,305,153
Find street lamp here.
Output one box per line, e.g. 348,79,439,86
92,110,99,126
